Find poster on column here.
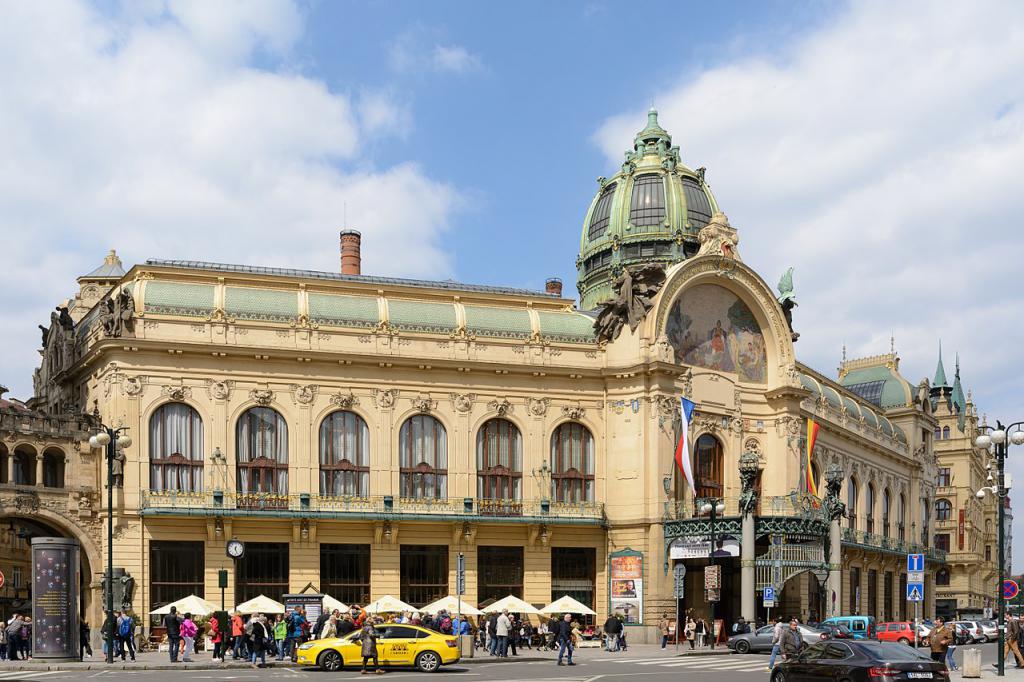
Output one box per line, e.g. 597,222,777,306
609,550,643,625
31,538,80,661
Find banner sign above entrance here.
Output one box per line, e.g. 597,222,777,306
669,535,740,560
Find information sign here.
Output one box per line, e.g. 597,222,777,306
704,564,721,590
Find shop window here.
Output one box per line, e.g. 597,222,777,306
319,411,369,497
934,534,950,552
477,419,523,513
150,402,204,492
478,546,524,606
42,449,65,488
236,542,288,605
867,570,878,617
151,541,204,616
236,407,288,497
321,544,370,606
694,434,724,499
400,545,448,608
399,415,448,500
552,547,596,621
551,422,595,503
935,499,952,521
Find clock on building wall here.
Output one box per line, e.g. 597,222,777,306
226,539,245,560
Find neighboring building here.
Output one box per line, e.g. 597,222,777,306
4,111,954,642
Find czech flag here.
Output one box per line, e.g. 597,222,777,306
675,397,697,497
806,418,820,496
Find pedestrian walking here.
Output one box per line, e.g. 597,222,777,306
164,606,182,663
555,613,575,666
486,612,498,656
695,617,707,647
231,611,244,659
780,619,804,660
685,616,696,649
117,611,136,661
180,612,198,663
0,620,7,661
929,618,952,666
603,613,621,651
766,616,784,671
658,613,671,649
357,619,384,674
249,614,269,668
496,609,511,657
1005,615,1024,668
210,614,224,662
285,606,306,662
274,614,287,660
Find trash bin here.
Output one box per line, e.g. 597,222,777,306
962,647,982,678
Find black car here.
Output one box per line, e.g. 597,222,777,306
772,640,947,682
818,623,855,640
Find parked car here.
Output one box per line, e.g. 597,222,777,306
728,624,827,654
819,623,855,640
771,640,945,682
820,616,877,640
953,620,986,643
978,620,998,642
877,622,917,645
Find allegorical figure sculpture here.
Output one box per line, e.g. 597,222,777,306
111,448,126,488
100,289,136,338
593,264,667,343
777,267,799,342
822,464,846,522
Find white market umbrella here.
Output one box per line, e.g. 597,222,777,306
481,595,541,615
234,594,286,615
149,594,218,616
541,595,596,616
420,595,482,616
364,595,416,614
322,594,349,613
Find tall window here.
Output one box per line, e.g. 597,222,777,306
151,541,204,614
921,498,930,544
13,446,35,486
236,407,288,495
694,434,724,499
848,477,859,531
478,546,524,605
400,545,448,608
629,174,666,227
150,403,204,492
552,547,596,614
866,483,875,534
898,493,906,541
550,422,595,503
882,488,891,538
934,533,950,552
850,566,861,614
935,499,953,521
588,183,616,240
868,570,878,617
321,544,370,606
399,415,448,499
477,419,522,503
319,411,369,497
236,542,288,604
884,572,894,621
942,426,950,439
936,568,951,586
42,449,65,488
934,426,941,440
937,468,951,487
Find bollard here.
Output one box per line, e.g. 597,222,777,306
962,647,982,678
459,634,475,658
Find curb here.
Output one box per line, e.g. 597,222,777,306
0,655,554,672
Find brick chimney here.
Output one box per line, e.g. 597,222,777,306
340,230,361,275
545,278,563,296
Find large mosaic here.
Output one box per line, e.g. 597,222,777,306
665,284,767,383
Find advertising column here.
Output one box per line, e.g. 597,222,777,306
31,537,81,662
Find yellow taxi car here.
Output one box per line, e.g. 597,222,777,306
296,623,460,672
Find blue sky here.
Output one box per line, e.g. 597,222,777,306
2,0,1024,569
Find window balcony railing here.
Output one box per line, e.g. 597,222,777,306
663,492,827,521
139,490,605,522
840,527,948,562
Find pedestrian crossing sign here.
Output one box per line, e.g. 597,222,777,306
907,583,924,602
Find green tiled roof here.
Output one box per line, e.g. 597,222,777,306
537,310,597,343
143,281,216,317
840,366,912,409
464,305,531,339
309,293,379,328
799,370,907,444
224,287,298,322
387,299,457,333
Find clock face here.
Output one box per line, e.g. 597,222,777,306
227,540,244,559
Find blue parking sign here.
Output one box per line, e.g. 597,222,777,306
764,586,776,601
907,554,924,572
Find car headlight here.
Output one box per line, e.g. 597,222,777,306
298,642,316,650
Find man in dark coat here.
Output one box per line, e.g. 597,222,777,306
163,606,182,663
555,613,575,666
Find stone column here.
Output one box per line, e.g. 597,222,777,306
5,451,13,484
35,453,44,487
738,452,760,622
828,519,842,618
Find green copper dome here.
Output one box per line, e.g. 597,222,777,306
576,108,720,310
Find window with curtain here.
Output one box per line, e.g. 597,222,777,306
694,434,724,499
848,478,859,531
550,422,595,503
898,493,906,541
866,483,876,534
319,411,369,497
150,402,204,492
882,488,891,538
935,499,952,521
476,419,522,506
399,415,448,499
236,407,288,495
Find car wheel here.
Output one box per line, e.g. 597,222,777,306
898,638,910,646
318,650,343,672
736,640,751,654
773,670,787,682
416,650,441,673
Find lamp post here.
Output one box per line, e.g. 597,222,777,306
700,500,726,649
87,407,131,665
975,421,1024,677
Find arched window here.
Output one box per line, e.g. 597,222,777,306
319,411,369,497
0,444,6,484
13,446,36,486
588,183,616,241
811,462,821,496
899,493,907,541
42,449,65,489
399,415,448,499
935,498,953,521
882,488,891,538
848,477,859,531
629,174,666,227
936,568,951,586
934,426,941,440
550,422,595,503
942,426,950,439
866,483,876,534
150,403,204,492
236,407,288,495
476,419,522,502
694,434,724,499
921,498,930,544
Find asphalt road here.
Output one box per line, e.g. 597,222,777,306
0,643,1011,682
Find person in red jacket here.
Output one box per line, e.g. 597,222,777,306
231,612,244,660
210,615,223,662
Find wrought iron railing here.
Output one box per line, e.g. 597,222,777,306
663,492,828,521
840,526,947,562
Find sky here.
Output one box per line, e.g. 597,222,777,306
2,1,1024,569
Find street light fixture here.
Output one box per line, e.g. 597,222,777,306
974,418,1023,678
700,500,726,649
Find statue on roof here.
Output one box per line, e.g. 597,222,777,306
593,264,666,343
696,213,741,260
777,267,799,342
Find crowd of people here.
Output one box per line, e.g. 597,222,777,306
1,614,32,661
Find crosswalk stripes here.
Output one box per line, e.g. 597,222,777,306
0,672,63,680
601,655,769,673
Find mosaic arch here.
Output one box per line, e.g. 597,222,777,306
664,283,767,383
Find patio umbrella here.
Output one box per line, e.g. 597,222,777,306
540,595,596,616
363,595,416,614
149,594,218,616
322,594,349,613
234,594,286,615
481,595,540,615
420,595,483,616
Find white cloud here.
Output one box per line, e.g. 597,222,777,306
0,1,461,398
598,0,1024,566
430,45,483,74
389,27,483,75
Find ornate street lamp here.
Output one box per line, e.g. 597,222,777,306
700,499,726,648
974,421,1024,677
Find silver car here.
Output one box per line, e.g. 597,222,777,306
727,624,826,654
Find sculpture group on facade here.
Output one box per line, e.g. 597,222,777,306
593,264,666,343
99,290,135,338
